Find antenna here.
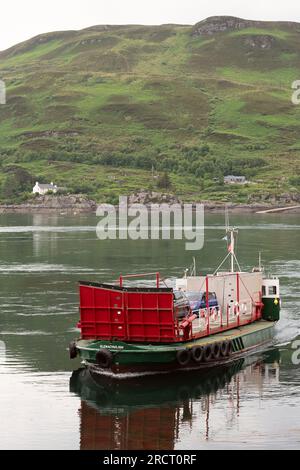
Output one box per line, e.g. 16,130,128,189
191,257,196,277
213,209,242,275
185,258,197,277
226,226,239,273
225,205,229,231
259,252,262,271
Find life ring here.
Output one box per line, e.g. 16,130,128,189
191,346,204,363
234,302,240,316
95,349,113,369
241,302,247,314
212,343,221,360
200,309,206,318
213,307,220,321
69,341,78,359
176,349,191,366
203,345,213,362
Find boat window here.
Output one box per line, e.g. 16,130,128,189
262,286,266,296
268,286,277,296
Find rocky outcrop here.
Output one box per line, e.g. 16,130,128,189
128,191,181,205
244,35,275,49
0,192,299,214
248,192,300,205
20,130,80,139
192,16,260,37
192,16,298,37
0,194,97,214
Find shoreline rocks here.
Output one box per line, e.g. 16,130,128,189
0,194,97,214
0,193,299,214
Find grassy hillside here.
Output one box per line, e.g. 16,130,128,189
0,16,300,204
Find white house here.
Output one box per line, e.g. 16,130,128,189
224,175,247,185
33,182,58,195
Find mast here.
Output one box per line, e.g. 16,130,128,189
227,226,238,273
213,211,241,275
259,252,262,271
230,228,234,273
192,257,196,276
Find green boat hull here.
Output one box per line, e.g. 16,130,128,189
70,348,281,410
74,320,276,374
262,297,280,321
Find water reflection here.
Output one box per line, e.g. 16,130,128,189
70,349,281,450
0,212,298,449
32,214,59,257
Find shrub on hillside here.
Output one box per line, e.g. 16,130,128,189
157,172,172,190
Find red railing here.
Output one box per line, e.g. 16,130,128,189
78,272,263,343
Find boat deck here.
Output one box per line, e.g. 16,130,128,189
184,319,275,351
77,320,275,353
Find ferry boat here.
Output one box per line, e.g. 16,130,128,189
69,225,280,374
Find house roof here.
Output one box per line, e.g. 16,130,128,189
224,175,246,180
35,182,56,189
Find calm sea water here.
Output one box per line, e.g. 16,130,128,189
0,212,299,450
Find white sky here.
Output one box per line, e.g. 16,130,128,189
1,0,300,51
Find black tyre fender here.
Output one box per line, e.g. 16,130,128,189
227,341,233,356
95,349,113,368
176,349,191,366
203,345,213,362
191,346,204,363
69,341,78,359
220,341,229,357
212,343,221,360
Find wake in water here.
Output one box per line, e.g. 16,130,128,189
1,331,52,336
0,262,112,274
269,260,300,345
89,364,172,379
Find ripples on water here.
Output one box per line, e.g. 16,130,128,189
0,213,299,449
0,263,112,273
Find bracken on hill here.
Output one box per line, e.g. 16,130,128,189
0,16,299,205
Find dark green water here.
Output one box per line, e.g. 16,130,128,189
0,212,299,449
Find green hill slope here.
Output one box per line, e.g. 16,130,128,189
0,16,299,204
